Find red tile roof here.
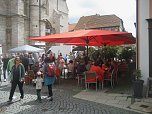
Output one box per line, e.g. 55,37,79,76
74,14,122,30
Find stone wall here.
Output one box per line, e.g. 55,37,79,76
0,0,69,53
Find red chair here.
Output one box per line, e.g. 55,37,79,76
84,71,98,91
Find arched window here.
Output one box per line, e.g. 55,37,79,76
45,19,56,35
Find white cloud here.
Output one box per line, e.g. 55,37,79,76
67,0,136,36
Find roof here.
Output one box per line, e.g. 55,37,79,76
74,14,122,30
68,23,77,32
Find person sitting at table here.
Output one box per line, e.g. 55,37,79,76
67,60,74,78
86,59,92,71
76,57,87,74
102,59,114,76
89,60,104,82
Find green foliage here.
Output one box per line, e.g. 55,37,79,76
100,46,118,60
133,69,142,80
88,46,97,60
118,46,136,60
90,46,118,61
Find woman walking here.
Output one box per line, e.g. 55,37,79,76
8,56,25,102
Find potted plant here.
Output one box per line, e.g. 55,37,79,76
132,69,144,98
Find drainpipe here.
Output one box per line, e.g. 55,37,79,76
39,0,41,36
57,0,58,10
136,0,139,69
29,0,31,44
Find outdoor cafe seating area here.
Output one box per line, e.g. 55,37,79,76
6,29,136,91
23,53,135,93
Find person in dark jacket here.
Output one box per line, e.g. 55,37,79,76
2,54,9,81
8,56,25,102
21,54,29,73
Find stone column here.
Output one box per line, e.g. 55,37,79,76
29,0,40,37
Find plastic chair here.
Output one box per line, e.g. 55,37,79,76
104,69,115,88
84,71,98,91
77,73,85,85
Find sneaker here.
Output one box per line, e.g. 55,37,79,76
4,79,6,82
49,97,53,101
20,96,24,100
46,96,51,99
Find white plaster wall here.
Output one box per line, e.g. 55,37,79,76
139,0,149,84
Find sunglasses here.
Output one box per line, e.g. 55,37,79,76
15,59,20,61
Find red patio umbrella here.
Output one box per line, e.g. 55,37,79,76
28,29,136,57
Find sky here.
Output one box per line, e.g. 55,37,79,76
66,0,136,36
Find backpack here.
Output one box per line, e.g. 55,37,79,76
47,65,55,77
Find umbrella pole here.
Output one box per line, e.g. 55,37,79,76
86,45,88,58
86,38,89,64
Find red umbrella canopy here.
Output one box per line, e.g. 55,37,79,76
28,29,136,46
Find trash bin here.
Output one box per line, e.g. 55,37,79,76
133,80,144,98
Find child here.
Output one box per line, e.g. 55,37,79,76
35,71,43,103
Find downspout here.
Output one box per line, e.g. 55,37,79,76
39,0,41,36
29,0,30,42
136,0,139,69
57,0,58,10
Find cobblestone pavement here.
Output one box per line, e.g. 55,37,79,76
0,79,141,114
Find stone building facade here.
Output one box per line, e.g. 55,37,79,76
0,0,69,53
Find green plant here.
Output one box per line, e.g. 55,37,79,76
133,69,142,80
118,46,136,60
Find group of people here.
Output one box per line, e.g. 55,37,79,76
0,50,121,103
0,53,59,103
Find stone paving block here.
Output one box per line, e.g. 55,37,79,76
0,81,142,114
143,98,152,103
107,93,124,97
118,100,131,107
115,96,127,101
106,99,119,104
94,98,107,104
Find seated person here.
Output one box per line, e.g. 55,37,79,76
67,60,74,78
89,61,104,81
86,59,92,71
77,59,87,74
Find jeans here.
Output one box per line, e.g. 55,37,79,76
36,89,41,100
9,81,24,100
48,84,53,97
